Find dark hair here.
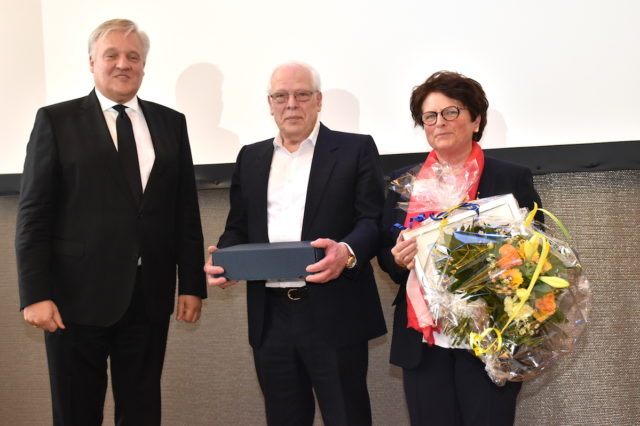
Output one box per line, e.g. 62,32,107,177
410,71,489,141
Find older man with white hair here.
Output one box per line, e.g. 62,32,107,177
205,61,387,426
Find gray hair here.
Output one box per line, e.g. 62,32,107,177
267,61,322,93
88,19,150,60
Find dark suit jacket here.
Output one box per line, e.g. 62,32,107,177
218,123,387,348
378,156,542,369
16,90,207,326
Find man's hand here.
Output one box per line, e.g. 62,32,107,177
204,246,239,289
23,300,65,332
391,231,417,270
305,239,350,283
176,295,202,323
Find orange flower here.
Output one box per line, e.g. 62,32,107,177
531,251,552,273
518,242,528,260
533,292,557,322
500,268,524,287
497,244,523,269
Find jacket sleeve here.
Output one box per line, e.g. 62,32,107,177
217,145,250,249
514,166,544,223
340,136,385,268
377,176,411,286
15,108,59,309
174,113,207,298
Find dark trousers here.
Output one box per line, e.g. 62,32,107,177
253,290,372,426
44,271,170,426
403,345,521,426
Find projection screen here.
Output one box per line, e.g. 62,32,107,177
2,0,639,175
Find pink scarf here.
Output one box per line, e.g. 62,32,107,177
404,142,485,344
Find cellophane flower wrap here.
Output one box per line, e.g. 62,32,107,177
389,160,480,218
421,203,590,385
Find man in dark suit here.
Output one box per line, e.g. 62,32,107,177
15,19,206,425
204,62,386,426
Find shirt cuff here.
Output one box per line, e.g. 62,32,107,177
340,242,357,269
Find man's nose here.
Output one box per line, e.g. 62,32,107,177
115,57,131,70
286,94,299,108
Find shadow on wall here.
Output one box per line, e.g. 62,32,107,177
321,89,360,134
482,108,508,148
176,63,241,164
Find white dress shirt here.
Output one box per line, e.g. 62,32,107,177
95,89,155,191
265,120,321,288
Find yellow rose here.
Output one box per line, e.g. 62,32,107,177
504,296,534,321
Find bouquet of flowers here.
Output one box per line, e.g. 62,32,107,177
390,156,590,385
420,203,590,385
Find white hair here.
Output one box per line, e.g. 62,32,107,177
88,19,150,60
267,61,322,93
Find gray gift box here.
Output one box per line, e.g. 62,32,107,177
212,241,325,281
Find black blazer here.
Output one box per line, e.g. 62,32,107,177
16,90,207,326
378,156,542,369
218,123,387,348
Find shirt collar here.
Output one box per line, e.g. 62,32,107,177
273,119,321,151
95,88,140,113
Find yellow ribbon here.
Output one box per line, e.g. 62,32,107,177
469,237,550,356
469,328,503,356
469,202,560,356
501,236,550,330
525,203,570,240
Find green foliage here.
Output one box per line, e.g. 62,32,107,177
436,222,571,353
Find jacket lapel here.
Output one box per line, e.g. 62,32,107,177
81,90,139,208
301,124,337,238
252,142,274,242
476,158,495,199
137,99,163,205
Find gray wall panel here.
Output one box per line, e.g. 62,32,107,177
1,170,638,425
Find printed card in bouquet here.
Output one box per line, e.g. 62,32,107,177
403,194,522,278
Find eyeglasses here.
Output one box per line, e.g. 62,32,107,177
269,90,317,104
421,106,467,126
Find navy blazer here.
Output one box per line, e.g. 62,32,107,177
377,156,542,369
16,90,207,326
218,123,387,348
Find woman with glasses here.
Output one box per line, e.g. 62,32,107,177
378,71,542,426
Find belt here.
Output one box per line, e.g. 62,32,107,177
266,286,308,301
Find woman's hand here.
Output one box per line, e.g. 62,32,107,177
391,231,418,270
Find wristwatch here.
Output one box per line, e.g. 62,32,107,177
342,243,357,269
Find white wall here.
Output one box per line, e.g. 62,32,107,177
2,0,639,172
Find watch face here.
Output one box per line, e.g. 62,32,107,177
346,254,356,268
